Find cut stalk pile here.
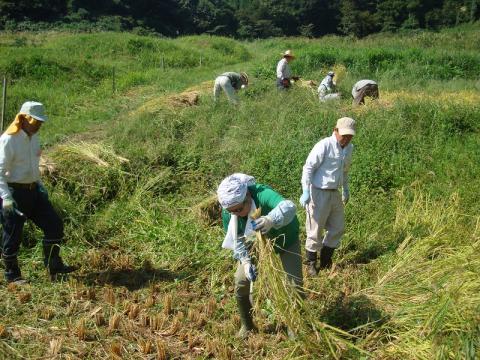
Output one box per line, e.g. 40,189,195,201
251,208,367,358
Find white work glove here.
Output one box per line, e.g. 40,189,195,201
242,260,257,282
2,197,15,215
299,188,310,208
342,190,350,205
253,216,273,234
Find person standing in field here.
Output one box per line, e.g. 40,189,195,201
352,79,379,105
213,72,249,105
276,50,300,90
299,117,355,277
0,101,76,284
217,173,303,338
318,71,341,102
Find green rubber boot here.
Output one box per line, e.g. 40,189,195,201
236,295,256,339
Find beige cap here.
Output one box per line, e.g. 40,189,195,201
336,117,356,136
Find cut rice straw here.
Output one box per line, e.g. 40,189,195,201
251,208,368,358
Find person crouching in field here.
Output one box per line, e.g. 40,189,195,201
213,72,248,105
300,117,355,277
276,50,300,90
352,79,379,105
318,71,341,102
217,173,303,338
0,101,76,284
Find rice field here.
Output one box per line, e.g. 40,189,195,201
0,24,479,359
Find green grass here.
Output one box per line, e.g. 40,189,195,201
0,23,479,359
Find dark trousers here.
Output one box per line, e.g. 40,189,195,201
1,186,63,261
276,78,290,90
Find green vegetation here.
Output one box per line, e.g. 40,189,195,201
1,0,479,37
0,24,479,359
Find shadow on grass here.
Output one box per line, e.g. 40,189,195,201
322,293,387,332
79,267,177,291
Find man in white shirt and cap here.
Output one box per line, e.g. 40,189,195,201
213,72,249,105
276,50,299,90
352,79,379,105
299,117,355,276
318,71,341,102
0,101,76,284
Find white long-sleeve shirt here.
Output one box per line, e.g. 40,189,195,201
0,130,41,200
318,75,336,97
352,79,377,98
301,134,353,193
276,58,292,80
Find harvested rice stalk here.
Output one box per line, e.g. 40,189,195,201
192,194,222,226
251,208,366,358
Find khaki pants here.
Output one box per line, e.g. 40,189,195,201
234,238,303,297
305,188,345,253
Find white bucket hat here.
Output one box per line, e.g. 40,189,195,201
336,117,356,136
19,101,48,122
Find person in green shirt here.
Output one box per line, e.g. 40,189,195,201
217,173,303,338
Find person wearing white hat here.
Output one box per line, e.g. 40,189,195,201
352,79,379,105
217,173,303,338
213,72,248,104
299,117,355,276
276,50,299,90
318,71,341,101
0,101,76,284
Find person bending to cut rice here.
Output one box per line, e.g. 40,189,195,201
217,173,303,339
351,79,379,105
213,72,248,104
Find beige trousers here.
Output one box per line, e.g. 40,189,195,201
305,187,345,252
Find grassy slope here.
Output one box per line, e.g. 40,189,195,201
0,25,479,359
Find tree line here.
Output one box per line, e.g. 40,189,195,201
0,0,478,38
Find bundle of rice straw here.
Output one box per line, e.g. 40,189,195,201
251,208,367,358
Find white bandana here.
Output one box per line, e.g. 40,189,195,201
217,173,255,209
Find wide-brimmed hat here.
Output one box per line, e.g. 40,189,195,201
240,72,249,85
336,117,356,136
282,50,295,58
19,101,48,122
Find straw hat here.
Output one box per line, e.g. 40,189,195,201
281,50,295,58
240,72,249,85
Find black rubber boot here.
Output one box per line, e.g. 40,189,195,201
43,243,77,279
305,250,318,276
236,295,256,339
319,246,335,270
3,256,26,284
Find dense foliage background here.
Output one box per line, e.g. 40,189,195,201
1,0,479,37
